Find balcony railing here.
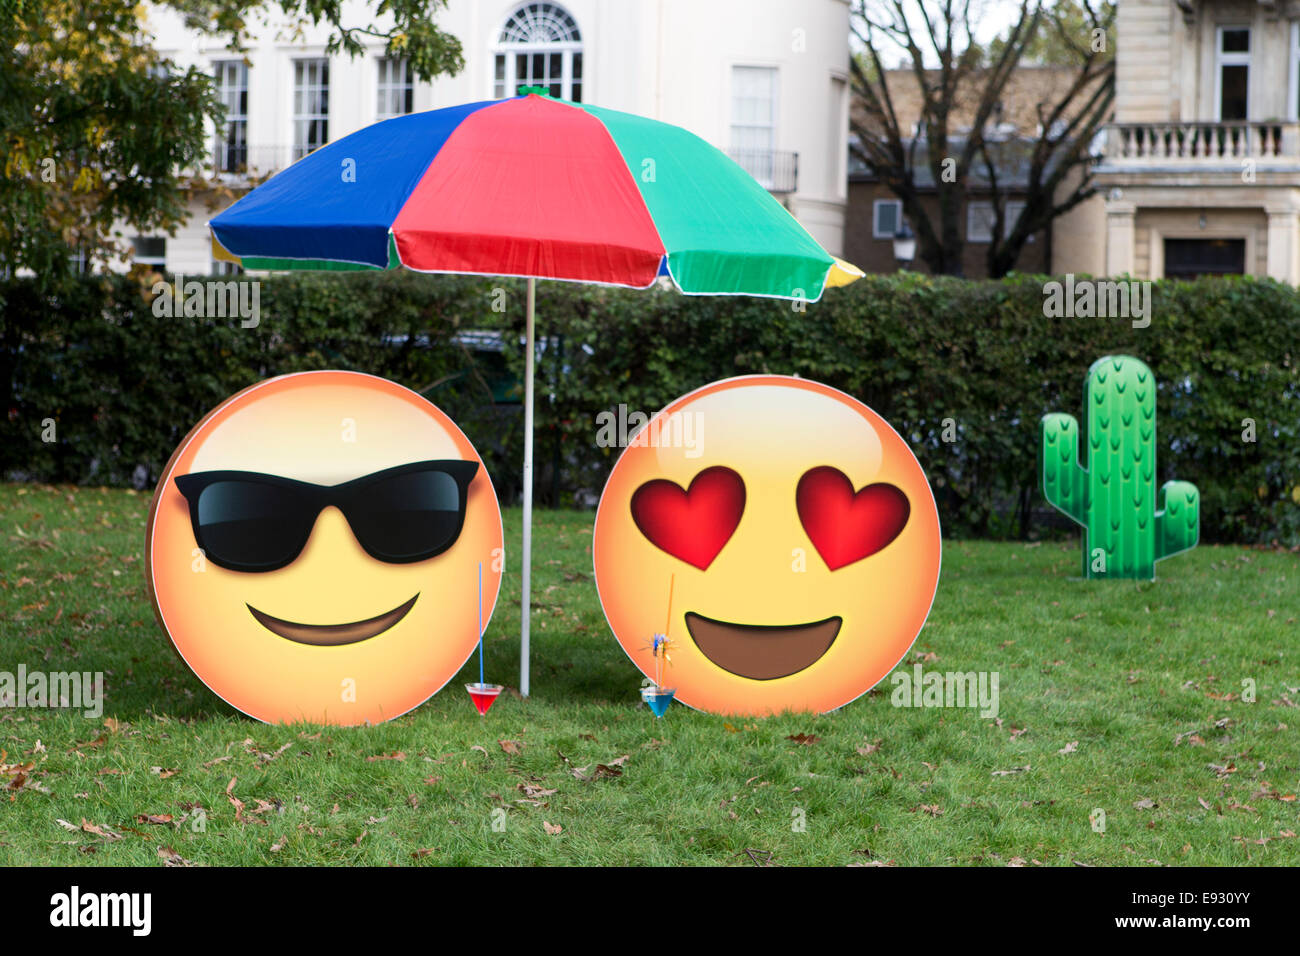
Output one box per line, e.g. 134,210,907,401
726,148,799,193
1104,121,1300,162
203,143,805,193
200,144,296,180
198,142,805,192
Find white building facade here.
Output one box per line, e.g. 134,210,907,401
141,0,852,274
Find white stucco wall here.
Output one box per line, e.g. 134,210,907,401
136,0,850,275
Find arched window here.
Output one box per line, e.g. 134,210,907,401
493,3,583,101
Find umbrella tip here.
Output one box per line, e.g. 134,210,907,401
517,85,554,98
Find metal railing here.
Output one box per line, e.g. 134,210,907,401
726,148,799,193
207,143,297,178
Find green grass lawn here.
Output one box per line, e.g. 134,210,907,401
1,482,1297,866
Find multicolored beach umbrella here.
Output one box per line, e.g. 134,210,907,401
210,90,861,295
208,89,863,697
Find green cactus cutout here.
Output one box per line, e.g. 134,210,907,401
1040,355,1199,580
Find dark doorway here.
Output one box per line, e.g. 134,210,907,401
1163,237,1246,277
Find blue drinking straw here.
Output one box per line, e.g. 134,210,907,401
478,561,484,686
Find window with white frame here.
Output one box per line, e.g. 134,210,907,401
293,58,329,160
132,236,167,269
213,60,248,172
731,66,778,187
493,3,582,101
966,201,1025,243
873,199,903,239
377,57,413,120
1216,27,1250,121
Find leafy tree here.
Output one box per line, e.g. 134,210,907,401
850,0,1114,277
0,0,463,282
986,0,1115,68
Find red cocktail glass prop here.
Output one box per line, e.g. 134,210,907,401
465,682,503,716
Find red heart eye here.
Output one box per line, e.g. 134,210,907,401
630,467,746,570
796,466,910,570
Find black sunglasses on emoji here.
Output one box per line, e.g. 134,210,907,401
174,460,479,573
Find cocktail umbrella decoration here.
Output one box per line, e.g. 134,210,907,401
208,88,863,699
465,562,502,716
641,575,676,717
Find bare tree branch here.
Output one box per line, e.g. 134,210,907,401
849,0,1115,277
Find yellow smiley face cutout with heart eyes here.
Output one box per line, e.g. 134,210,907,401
145,371,503,725
593,375,941,716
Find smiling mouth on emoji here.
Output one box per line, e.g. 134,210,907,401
683,611,841,680
247,594,419,646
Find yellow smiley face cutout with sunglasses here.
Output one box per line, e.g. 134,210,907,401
145,371,503,725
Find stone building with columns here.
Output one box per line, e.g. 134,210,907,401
1096,0,1300,281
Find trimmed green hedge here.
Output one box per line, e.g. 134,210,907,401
2,271,1297,544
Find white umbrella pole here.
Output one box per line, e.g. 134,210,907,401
520,277,536,697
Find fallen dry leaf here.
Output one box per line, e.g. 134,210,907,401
80,819,121,841
225,776,269,826
517,782,558,798
226,777,247,823
157,846,196,867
